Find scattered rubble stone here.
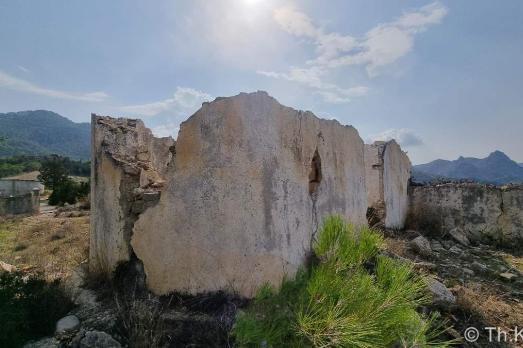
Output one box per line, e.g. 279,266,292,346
430,240,444,252
448,245,462,255
55,315,80,335
448,227,470,246
23,337,59,348
409,236,432,257
499,272,517,281
462,268,474,276
441,240,454,250
471,261,487,273
427,279,456,309
73,330,121,348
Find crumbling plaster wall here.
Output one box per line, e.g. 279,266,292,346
408,183,523,246
364,141,411,229
131,92,368,297
90,91,371,297
89,116,174,275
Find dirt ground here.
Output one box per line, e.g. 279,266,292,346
0,211,89,280
384,235,523,347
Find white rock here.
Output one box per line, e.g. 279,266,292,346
55,315,80,334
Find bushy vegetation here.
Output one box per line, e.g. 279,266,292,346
0,272,73,347
48,180,89,206
38,155,90,206
0,155,89,179
233,215,452,348
0,156,41,178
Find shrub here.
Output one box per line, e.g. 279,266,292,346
232,215,454,348
48,179,89,206
0,272,73,347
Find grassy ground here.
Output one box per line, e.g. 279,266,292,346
0,213,89,280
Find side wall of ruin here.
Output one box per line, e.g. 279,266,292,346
408,183,523,246
364,141,411,229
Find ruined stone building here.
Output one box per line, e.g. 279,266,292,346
90,91,522,298
0,179,42,216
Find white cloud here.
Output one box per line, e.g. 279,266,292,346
258,66,368,103
273,7,321,38
368,128,424,147
260,2,447,100
0,70,108,102
151,123,180,138
120,87,212,117
17,65,30,73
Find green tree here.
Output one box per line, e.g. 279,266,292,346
37,155,69,189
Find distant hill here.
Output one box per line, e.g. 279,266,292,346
0,110,90,160
413,151,523,184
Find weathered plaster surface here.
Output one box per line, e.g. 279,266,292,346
89,116,174,275
364,141,411,229
128,91,368,297
383,141,411,229
408,183,523,246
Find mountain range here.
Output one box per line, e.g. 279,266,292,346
413,151,523,184
0,110,90,160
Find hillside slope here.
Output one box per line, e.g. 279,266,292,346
413,151,523,184
0,110,90,160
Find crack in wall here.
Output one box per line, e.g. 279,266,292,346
309,148,322,247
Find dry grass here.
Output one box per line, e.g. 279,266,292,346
454,282,523,332
384,237,409,258
0,213,89,280
502,253,523,273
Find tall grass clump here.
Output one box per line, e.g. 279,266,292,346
233,215,453,347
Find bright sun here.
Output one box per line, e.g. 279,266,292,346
243,0,262,5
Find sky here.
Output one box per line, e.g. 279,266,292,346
0,1,522,164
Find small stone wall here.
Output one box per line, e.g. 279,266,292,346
0,190,40,216
0,179,44,196
408,183,523,247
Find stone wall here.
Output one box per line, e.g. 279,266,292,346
408,183,523,247
0,179,44,196
89,116,175,275
364,141,411,229
91,91,369,297
0,190,40,216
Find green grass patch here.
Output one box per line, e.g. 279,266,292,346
232,215,454,347
0,219,18,255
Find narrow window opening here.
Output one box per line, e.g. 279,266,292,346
309,149,322,195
